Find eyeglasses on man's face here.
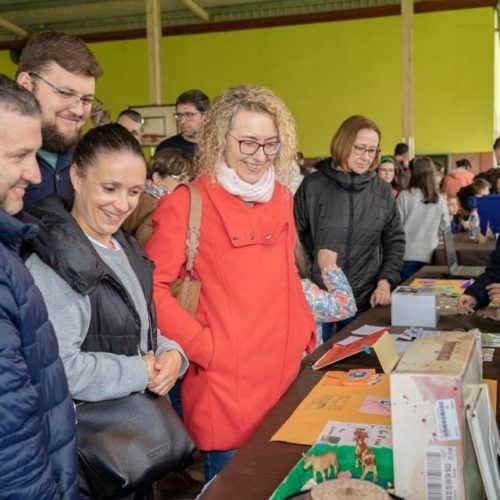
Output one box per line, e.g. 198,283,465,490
29,72,102,111
173,111,202,121
352,144,380,158
228,132,281,156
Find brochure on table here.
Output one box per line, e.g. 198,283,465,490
271,371,392,445
312,329,400,373
270,420,394,500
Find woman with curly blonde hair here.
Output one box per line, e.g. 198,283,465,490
146,84,315,480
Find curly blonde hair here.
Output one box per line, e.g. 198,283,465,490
196,84,298,184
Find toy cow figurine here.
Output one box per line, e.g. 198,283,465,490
302,451,338,482
353,429,378,482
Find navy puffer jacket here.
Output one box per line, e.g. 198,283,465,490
0,210,78,499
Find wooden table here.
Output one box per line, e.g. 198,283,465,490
201,267,500,500
434,232,496,266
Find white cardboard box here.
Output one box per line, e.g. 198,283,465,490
391,285,439,328
391,331,483,499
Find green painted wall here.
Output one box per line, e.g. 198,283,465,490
0,7,495,156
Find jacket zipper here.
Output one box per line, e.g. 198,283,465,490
344,174,354,275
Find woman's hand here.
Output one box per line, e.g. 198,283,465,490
476,306,500,321
143,351,157,382
317,249,338,269
148,350,182,397
457,294,477,314
486,283,500,306
370,280,391,307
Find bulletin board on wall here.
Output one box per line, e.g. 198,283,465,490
129,104,177,147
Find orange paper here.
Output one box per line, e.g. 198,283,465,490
271,371,392,445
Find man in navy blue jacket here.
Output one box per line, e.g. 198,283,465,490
0,75,78,498
15,31,102,210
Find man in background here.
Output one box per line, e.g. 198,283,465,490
394,142,411,189
117,108,143,144
0,74,78,499
156,89,210,157
16,30,102,209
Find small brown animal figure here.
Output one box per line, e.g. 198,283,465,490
353,429,378,482
302,451,338,482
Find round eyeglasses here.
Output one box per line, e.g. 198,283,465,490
352,144,380,158
228,132,281,156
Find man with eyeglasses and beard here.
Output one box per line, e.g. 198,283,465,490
16,31,102,209
156,89,210,158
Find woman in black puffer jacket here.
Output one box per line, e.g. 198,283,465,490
294,115,405,336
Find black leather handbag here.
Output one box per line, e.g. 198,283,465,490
76,391,195,499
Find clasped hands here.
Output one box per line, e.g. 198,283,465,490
143,350,182,396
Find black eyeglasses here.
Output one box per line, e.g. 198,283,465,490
228,132,281,156
29,72,103,111
352,144,380,158
173,112,201,121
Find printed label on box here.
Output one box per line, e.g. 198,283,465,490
434,399,461,441
425,446,458,500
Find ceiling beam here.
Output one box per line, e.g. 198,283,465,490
0,0,496,50
0,17,27,38
179,0,210,22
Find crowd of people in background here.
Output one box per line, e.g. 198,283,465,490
1,29,500,500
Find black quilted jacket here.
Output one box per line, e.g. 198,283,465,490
294,159,405,311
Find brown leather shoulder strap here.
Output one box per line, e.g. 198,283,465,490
185,183,202,272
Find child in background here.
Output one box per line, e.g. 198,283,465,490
397,157,451,281
457,177,491,213
296,246,357,345
447,194,467,233
377,156,401,196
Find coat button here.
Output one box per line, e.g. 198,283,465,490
264,233,272,240
232,236,239,242
249,234,255,240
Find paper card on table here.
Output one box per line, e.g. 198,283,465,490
409,278,474,296
271,372,392,445
351,324,388,336
482,333,500,348
312,329,400,374
336,335,361,346
359,394,392,416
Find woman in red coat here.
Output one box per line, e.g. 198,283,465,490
145,85,315,480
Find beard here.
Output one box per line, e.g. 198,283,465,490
41,120,82,153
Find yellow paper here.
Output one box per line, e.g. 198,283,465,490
271,372,391,445
373,331,401,374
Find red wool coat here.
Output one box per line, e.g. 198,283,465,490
145,175,315,450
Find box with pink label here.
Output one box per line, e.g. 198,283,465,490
390,331,483,500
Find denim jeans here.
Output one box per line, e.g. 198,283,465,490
201,449,238,481
401,260,427,282
169,379,183,419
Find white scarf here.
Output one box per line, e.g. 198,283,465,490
216,162,275,203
